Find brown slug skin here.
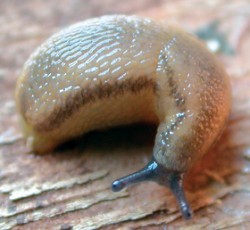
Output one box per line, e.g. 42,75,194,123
16,15,231,219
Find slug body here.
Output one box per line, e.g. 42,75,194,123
16,15,231,219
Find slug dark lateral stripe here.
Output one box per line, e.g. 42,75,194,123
35,76,155,132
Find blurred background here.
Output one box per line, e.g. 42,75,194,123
0,0,250,229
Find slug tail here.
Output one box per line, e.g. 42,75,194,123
111,158,192,219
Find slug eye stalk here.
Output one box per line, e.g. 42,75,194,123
112,158,192,220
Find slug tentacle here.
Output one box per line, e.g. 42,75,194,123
168,172,192,219
112,158,158,192
112,158,192,219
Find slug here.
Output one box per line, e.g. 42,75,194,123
15,15,231,219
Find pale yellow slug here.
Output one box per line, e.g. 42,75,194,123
15,15,231,219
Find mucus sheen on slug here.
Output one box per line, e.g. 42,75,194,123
15,15,231,219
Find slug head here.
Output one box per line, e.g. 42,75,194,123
112,158,192,220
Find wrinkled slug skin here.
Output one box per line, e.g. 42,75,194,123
16,15,231,172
